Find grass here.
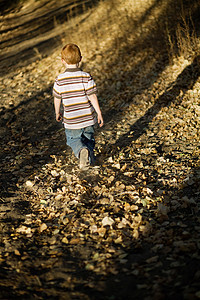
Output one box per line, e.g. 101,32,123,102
166,0,200,62
59,0,199,71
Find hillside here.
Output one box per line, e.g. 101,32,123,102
0,0,200,299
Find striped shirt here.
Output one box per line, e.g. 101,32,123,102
53,68,97,129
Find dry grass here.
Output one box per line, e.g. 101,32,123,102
53,0,199,77
51,0,168,96
166,1,200,62
2,0,199,112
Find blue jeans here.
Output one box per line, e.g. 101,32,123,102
65,126,95,164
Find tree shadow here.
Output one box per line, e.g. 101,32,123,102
0,1,200,299
0,84,67,197
96,0,200,128
99,166,200,300
0,0,100,75
115,55,200,148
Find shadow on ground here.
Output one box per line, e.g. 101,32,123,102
0,0,200,299
0,0,100,75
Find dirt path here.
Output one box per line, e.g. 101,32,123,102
0,1,200,299
0,0,97,74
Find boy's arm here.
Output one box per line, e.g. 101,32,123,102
54,96,62,122
88,94,104,127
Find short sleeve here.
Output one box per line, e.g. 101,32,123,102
53,77,62,99
85,74,97,96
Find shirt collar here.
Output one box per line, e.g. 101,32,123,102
65,68,81,72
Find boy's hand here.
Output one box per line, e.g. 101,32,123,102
54,97,62,122
98,113,104,127
88,94,104,127
56,113,62,122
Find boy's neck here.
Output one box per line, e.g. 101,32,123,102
65,63,79,69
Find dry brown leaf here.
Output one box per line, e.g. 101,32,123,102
97,227,107,237
40,223,47,232
102,216,115,227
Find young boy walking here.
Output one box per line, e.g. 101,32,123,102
53,43,103,170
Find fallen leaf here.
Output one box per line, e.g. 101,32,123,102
157,203,169,216
40,223,47,232
25,180,34,187
102,216,115,227
14,249,21,256
90,224,98,233
97,227,107,237
118,218,129,229
16,226,32,235
62,237,69,244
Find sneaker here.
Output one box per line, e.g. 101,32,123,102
79,148,89,170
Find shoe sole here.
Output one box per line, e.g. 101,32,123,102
79,148,89,170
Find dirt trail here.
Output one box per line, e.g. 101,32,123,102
0,0,200,299
0,0,97,74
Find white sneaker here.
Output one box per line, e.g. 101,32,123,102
79,148,89,170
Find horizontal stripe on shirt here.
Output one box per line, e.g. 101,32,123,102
64,115,96,124
64,112,95,120
53,68,97,129
64,104,92,112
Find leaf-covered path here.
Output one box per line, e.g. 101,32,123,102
0,0,200,299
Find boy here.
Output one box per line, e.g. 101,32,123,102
53,43,103,170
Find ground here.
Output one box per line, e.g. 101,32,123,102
0,0,200,299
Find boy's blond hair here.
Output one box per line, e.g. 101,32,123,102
61,43,82,64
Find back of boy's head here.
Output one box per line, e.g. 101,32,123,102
61,43,82,64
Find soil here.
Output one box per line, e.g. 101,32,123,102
0,1,200,300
